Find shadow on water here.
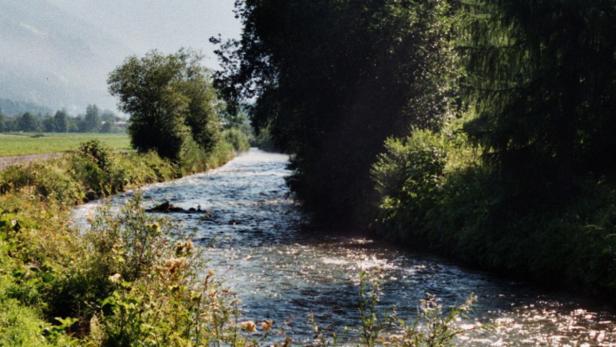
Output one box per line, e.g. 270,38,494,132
73,148,616,345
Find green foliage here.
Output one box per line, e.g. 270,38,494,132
109,50,222,161
83,105,102,133
0,163,83,204
0,134,244,345
0,300,48,347
215,0,458,223
252,125,277,152
372,130,447,241
222,128,251,153
372,113,616,294
18,112,40,132
86,198,244,346
460,0,616,193
66,140,177,199
0,241,52,347
53,111,69,133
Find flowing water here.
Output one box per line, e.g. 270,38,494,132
73,149,616,345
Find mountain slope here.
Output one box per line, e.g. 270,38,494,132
0,0,132,112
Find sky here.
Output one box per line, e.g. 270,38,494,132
0,0,243,112
47,0,242,69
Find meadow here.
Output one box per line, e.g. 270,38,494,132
0,133,130,157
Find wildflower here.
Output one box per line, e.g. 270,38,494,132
190,290,201,302
260,320,273,332
108,273,122,283
147,222,161,233
175,240,194,256
240,320,257,333
164,257,188,274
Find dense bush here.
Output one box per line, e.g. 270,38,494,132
372,130,447,242
222,128,251,153
372,117,616,295
252,126,277,152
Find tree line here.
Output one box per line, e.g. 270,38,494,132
214,0,616,295
0,105,125,133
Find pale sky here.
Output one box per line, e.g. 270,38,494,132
47,0,242,69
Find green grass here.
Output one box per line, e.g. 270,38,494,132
0,133,131,157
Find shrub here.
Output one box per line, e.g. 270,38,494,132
372,113,616,295
81,196,247,346
0,138,243,345
222,128,251,153
252,125,277,152
372,130,447,241
0,163,83,204
0,166,36,194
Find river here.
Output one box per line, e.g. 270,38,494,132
73,149,616,345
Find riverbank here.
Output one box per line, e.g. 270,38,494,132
0,137,250,345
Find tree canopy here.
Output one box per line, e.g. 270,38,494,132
461,0,616,196
215,0,457,222
109,50,221,160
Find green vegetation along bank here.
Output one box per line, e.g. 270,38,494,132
0,48,255,345
215,0,616,297
0,133,250,345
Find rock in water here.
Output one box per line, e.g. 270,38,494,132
146,201,206,214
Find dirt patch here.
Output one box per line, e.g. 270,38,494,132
0,153,64,171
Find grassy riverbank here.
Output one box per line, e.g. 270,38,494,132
0,132,252,345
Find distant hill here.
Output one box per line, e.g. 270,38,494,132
0,98,52,116
0,0,132,112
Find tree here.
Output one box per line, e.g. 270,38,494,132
214,0,456,223
100,121,113,133
109,50,221,160
100,110,119,133
83,104,101,132
42,116,55,132
54,110,69,133
461,0,616,197
17,112,40,132
0,112,5,132
101,110,117,123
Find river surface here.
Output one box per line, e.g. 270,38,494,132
73,149,616,345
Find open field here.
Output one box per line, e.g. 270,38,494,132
0,133,131,157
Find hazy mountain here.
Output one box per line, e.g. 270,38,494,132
0,98,52,116
47,0,241,69
0,0,132,112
